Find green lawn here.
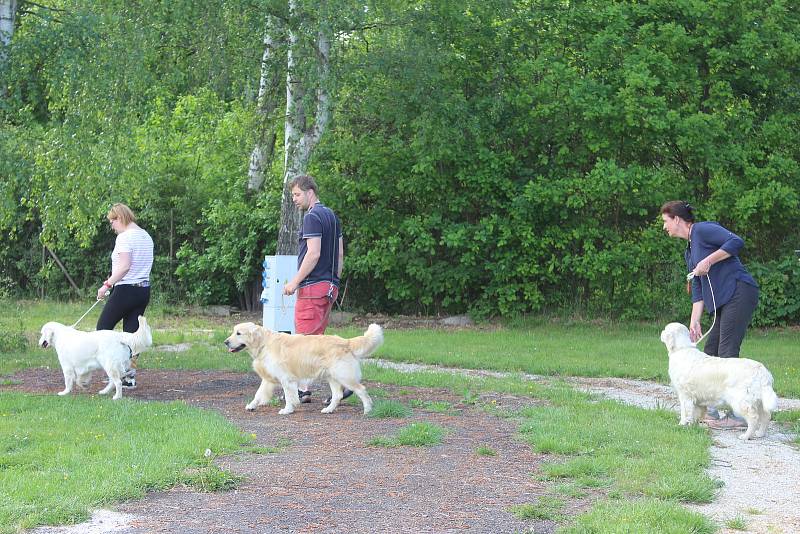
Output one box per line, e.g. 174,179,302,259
3,299,798,398
2,298,798,533
0,392,250,533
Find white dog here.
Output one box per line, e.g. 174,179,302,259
224,323,384,415
660,322,778,440
38,316,153,400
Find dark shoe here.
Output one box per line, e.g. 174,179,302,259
325,389,353,405
298,390,312,403
121,377,137,389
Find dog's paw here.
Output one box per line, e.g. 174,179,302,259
245,403,257,411
112,393,122,400
57,390,70,396
320,405,335,414
278,407,295,415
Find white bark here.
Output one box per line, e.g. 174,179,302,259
0,0,17,68
247,16,280,192
277,0,332,255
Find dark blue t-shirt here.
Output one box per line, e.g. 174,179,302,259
297,202,342,288
684,221,758,314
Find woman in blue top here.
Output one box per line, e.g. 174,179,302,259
660,201,759,358
661,201,760,428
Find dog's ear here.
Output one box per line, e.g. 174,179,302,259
663,329,675,353
661,324,680,352
242,323,263,346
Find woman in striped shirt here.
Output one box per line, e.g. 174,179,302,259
96,203,154,388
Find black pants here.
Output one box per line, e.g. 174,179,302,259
703,280,759,358
96,284,151,333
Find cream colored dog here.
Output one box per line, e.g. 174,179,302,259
660,322,778,440
224,323,383,415
38,316,152,400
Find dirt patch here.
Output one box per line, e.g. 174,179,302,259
6,368,572,534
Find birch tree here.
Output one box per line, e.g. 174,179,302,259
0,0,17,77
275,0,332,255
246,14,283,192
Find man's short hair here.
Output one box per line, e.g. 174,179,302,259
288,175,318,193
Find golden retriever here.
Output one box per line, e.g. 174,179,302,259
660,322,778,440
38,316,152,400
224,323,383,415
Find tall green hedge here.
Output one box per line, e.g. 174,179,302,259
1,0,798,324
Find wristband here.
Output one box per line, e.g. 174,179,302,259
103,280,112,288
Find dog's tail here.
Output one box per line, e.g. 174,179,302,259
762,384,779,413
349,323,384,359
759,367,779,413
123,316,153,355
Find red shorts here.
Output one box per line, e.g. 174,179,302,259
295,282,339,335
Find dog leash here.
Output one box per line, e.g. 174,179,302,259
71,292,109,328
686,272,716,347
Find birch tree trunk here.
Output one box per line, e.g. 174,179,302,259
276,0,332,255
0,0,17,78
246,15,282,192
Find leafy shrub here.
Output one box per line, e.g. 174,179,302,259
0,332,28,353
750,257,800,326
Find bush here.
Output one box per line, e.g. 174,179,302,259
0,332,28,353
750,257,800,326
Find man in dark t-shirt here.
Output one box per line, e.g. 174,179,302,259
283,174,346,403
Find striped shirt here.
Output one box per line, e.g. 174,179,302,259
112,227,154,285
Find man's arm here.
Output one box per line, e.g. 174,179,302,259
283,237,321,295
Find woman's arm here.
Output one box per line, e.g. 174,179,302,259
97,252,131,300
689,300,705,342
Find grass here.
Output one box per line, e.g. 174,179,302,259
5,298,799,397
475,445,497,456
510,496,566,520
375,323,800,397
360,365,718,531
725,516,747,530
517,396,717,502
0,392,250,533
561,498,716,534
368,399,412,418
3,299,799,533
367,422,446,447
772,409,800,445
